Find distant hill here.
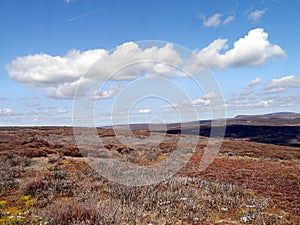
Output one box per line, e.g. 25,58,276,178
113,112,300,147
111,112,300,130
230,112,300,126
165,112,300,147
235,112,298,119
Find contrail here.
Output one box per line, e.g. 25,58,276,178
66,6,109,22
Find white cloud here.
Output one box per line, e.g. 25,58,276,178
248,77,262,88
237,77,261,97
188,98,210,106
0,98,7,101
65,0,75,4
263,87,286,94
45,77,92,99
223,15,234,25
227,75,300,111
6,49,105,87
202,92,219,99
201,13,234,27
184,28,286,73
264,75,300,93
58,109,68,114
0,107,75,125
255,99,273,107
162,98,210,112
92,90,116,100
0,108,14,115
144,63,185,78
227,89,300,110
248,9,267,22
138,108,152,114
240,89,254,96
6,30,286,100
202,13,222,27
228,96,297,109
33,117,42,122
6,42,182,99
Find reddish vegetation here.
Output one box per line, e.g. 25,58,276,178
184,139,300,222
185,156,300,220
0,126,299,224
220,139,300,160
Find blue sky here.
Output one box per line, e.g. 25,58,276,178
0,0,299,126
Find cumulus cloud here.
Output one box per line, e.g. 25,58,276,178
144,63,185,78
248,9,267,22
202,13,222,27
227,94,299,109
162,98,210,112
184,28,286,73
227,75,300,111
187,98,210,106
6,49,105,87
202,92,219,99
65,0,75,4
6,42,182,99
0,108,14,115
45,77,92,99
248,77,262,88
6,29,286,99
264,75,300,93
201,13,234,27
240,89,254,96
255,99,273,107
32,117,42,122
138,109,152,114
223,15,234,25
92,90,116,100
58,109,68,114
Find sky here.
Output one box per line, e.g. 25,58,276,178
0,0,299,126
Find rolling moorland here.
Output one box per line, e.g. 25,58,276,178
0,112,299,224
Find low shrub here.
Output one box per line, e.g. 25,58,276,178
4,154,31,167
22,178,47,196
45,199,120,225
0,159,18,192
